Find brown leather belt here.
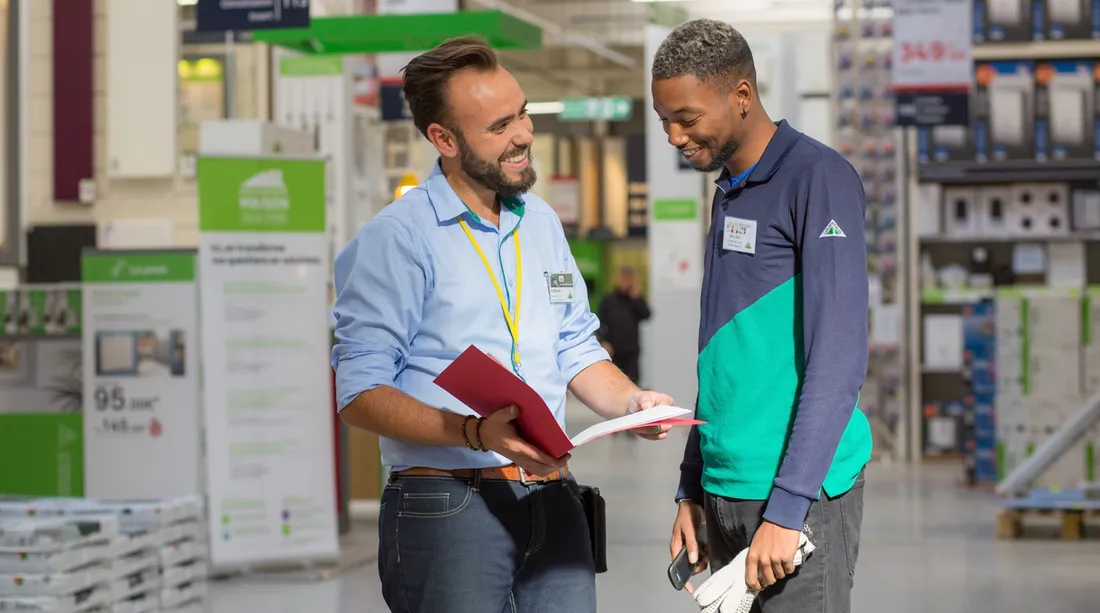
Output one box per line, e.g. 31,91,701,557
393,464,568,484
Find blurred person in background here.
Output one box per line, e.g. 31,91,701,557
330,36,675,613
651,19,872,613
597,266,651,384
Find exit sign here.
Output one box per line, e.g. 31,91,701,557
559,97,633,122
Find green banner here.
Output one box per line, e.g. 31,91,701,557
653,198,697,221
0,413,83,497
279,55,343,77
197,157,326,233
82,251,196,284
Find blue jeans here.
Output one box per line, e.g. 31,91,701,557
378,470,596,613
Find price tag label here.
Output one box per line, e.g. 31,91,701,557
891,0,971,88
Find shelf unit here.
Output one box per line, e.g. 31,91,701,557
901,33,1100,486
832,0,907,462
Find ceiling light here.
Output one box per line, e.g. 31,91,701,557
177,0,199,6
527,101,565,115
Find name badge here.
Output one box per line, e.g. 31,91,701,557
723,217,757,254
546,272,575,304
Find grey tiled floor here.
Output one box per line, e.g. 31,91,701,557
208,408,1100,612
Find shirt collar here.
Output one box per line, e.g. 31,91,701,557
714,119,800,190
424,158,526,224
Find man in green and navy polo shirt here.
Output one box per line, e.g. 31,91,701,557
651,19,873,613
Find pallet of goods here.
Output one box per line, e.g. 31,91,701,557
0,514,119,613
0,496,210,613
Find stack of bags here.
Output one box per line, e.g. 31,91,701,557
0,512,120,613
0,496,210,613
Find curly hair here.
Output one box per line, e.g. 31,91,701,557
651,19,755,89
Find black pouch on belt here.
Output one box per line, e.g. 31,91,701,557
577,484,607,573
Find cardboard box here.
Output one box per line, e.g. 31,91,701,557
974,0,1038,42
1046,0,1093,40
1035,61,1095,161
974,62,1036,162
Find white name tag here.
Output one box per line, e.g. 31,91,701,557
547,272,575,303
723,217,757,254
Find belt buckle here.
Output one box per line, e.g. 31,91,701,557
518,466,534,486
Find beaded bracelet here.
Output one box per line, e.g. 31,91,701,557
461,415,478,451
473,416,488,452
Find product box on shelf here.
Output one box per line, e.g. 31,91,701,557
923,402,965,455
978,186,1014,237
1083,288,1100,394
974,61,1036,162
1071,185,1100,232
1009,183,1071,237
1046,0,1094,40
1034,61,1096,161
974,0,1040,42
942,187,982,238
917,124,974,163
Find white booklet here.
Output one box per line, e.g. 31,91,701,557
568,405,695,448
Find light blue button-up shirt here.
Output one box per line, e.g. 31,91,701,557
331,160,610,471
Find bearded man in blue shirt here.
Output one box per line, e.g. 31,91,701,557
331,37,675,613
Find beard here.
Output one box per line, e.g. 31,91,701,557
691,135,740,173
456,133,537,198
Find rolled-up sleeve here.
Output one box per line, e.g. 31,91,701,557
330,217,427,411
555,235,610,382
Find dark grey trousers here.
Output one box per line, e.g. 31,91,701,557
703,474,865,613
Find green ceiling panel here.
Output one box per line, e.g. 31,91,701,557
251,11,542,55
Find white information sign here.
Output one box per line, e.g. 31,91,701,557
197,155,339,570
82,250,203,500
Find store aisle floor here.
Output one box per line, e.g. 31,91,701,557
208,411,1100,613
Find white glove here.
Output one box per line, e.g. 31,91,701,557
693,531,816,613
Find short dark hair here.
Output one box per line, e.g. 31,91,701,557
651,19,755,89
401,36,499,138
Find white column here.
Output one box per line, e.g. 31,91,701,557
642,23,708,408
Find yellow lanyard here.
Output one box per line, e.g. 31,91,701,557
457,218,522,367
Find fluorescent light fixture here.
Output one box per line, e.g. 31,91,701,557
527,101,565,115
178,0,198,6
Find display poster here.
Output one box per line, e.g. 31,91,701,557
650,198,703,291
891,0,972,126
196,155,339,570
81,250,203,499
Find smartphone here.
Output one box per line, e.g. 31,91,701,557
667,523,707,591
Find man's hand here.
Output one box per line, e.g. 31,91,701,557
745,521,801,593
670,501,707,594
627,390,675,440
477,406,569,477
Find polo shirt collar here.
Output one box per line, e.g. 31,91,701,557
715,119,800,189
424,157,527,224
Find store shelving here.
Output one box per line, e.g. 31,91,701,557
918,159,1100,184
832,0,906,462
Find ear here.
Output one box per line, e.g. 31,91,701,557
734,79,754,116
426,123,459,159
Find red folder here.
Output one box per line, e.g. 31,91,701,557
433,345,701,458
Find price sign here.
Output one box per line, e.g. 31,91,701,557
891,0,972,126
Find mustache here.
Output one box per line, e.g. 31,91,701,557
499,146,530,161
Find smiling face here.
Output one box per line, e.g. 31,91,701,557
430,65,536,197
652,74,746,173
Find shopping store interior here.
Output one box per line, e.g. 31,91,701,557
1,0,1099,611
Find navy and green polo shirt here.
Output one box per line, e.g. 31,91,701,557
676,120,873,531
